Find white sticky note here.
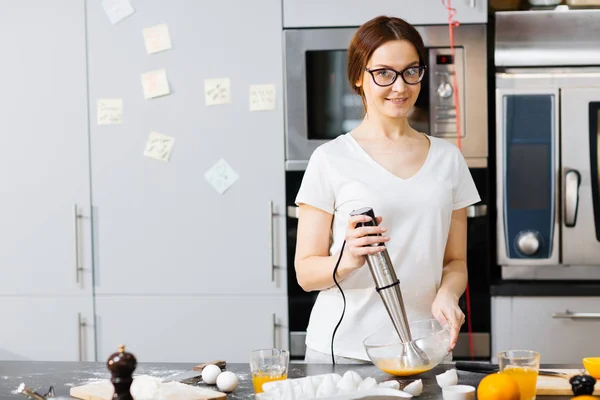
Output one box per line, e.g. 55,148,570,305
141,69,170,99
102,0,135,25
97,99,123,125
204,159,239,194
204,78,231,106
143,131,175,162
143,24,172,55
249,84,276,111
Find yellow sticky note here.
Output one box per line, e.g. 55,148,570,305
143,131,175,162
249,84,276,111
143,24,172,55
97,99,123,125
141,69,170,99
204,78,231,106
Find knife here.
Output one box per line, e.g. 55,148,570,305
454,361,571,378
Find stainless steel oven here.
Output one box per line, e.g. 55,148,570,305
283,24,488,170
495,9,600,280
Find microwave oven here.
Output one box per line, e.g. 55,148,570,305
283,24,488,170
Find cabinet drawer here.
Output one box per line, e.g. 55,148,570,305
492,297,600,363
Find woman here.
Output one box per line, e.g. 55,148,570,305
294,15,481,364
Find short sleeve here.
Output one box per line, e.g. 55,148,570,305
295,147,335,214
453,152,481,210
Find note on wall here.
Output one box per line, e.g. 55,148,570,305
204,78,231,106
143,24,172,55
249,84,276,111
97,99,123,125
102,0,135,25
205,159,239,195
143,131,175,162
141,69,170,99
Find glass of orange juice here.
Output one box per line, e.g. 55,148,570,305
498,350,541,400
249,348,289,393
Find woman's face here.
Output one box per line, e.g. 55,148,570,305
356,40,422,120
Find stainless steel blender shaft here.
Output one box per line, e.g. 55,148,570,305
350,207,430,367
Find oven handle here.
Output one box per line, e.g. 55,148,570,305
467,204,487,219
564,169,581,228
552,310,600,320
287,205,299,219
289,205,487,219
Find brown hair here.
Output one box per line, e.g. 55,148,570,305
347,16,426,107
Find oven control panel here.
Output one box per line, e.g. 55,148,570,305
428,47,466,138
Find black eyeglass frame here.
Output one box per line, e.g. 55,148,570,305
364,65,427,87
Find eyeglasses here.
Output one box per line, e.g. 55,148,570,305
365,65,427,86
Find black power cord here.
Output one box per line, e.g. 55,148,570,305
330,240,347,365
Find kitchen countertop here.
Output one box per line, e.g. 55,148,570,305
0,361,580,400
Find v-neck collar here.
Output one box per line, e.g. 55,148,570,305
346,132,434,182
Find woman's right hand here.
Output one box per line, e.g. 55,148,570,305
338,214,390,276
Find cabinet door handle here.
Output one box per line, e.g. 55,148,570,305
74,204,84,284
269,201,282,282
564,169,581,227
77,312,87,361
552,310,600,320
272,313,282,348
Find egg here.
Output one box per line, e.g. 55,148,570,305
436,369,458,388
216,371,239,392
201,364,222,385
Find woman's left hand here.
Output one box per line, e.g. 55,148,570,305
431,290,465,350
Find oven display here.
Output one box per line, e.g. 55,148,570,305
436,54,454,65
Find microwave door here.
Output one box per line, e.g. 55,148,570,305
561,87,600,266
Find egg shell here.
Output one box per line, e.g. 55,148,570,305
201,364,222,385
216,371,239,392
436,369,458,388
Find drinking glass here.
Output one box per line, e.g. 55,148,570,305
249,348,289,393
498,350,541,400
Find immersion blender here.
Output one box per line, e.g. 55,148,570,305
350,207,429,367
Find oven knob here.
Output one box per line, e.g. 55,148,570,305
517,231,541,256
437,82,453,99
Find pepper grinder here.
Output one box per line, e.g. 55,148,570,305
107,345,137,400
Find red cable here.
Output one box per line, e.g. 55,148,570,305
442,0,474,361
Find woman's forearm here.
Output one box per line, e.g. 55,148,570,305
295,251,357,292
438,260,468,300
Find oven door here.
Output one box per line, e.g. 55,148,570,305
561,87,600,265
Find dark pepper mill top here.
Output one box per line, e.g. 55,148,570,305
107,345,137,400
569,374,597,396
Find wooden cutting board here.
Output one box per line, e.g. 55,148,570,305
536,369,600,395
70,376,226,400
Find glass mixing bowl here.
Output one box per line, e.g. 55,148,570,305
363,318,451,376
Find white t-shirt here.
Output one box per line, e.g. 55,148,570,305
294,133,481,360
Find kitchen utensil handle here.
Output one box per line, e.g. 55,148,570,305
455,361,499,373
269,200,281,282
553,310,600,319
77,312,87,361
564,169,581,227
74,204,83,284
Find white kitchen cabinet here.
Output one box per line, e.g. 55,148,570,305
0,0,93,296
85,0,287,297
492,296,600,363
283,0,487,28
94,295,289,363
0,297,95,361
